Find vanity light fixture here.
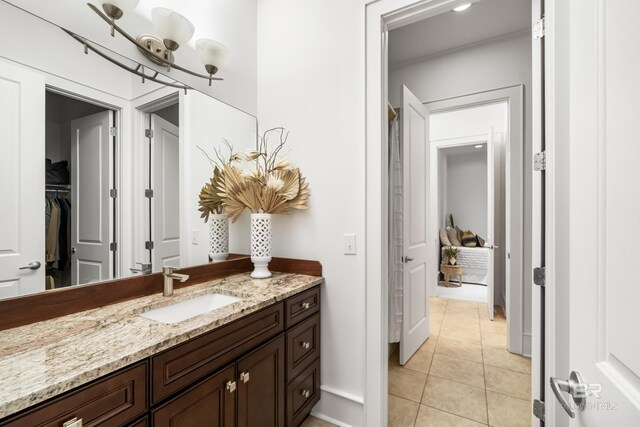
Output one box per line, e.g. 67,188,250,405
88,2,230,85
453,3,472,12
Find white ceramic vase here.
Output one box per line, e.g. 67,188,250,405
250,213,272,278
208,213,229,263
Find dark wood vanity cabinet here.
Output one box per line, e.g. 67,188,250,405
0,285,320,427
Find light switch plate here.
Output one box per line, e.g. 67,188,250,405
191,229,199,245
344,234,356,255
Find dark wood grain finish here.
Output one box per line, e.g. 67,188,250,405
285,287,320,328
127,415,149,427
151,303,284,404
237,335,286,427
269,258,322,277
287,360,321,427
152,365,236,427
286,314,320,383
0,362,147,427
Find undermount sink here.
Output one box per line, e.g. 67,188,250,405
140,293,242,324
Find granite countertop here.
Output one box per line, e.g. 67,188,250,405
0,272,323,419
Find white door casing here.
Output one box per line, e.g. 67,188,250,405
400,84,431,365
550,0,640,424
486,128,495,321
151,114,180,271
0,60,45,299
70,110,113,285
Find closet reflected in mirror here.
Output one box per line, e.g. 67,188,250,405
0,0,256,299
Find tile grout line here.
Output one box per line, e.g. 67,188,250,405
480,303,491,427
413,298,447,426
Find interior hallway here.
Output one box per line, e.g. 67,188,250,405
388,298,531,426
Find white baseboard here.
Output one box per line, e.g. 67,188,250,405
310,385,364,427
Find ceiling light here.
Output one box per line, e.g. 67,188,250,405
453,3,472,12
475,144,484,148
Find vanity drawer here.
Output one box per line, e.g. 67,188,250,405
127,415,149,427
286,314,320,382
285,286,320,328
1,362,147,427
286,359,321,427
151,302,284,404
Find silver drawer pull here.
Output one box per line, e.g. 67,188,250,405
301,389,311,399
63,418,83,427
301,341,311,350
240,371,250,383
301,302,311,310
226,380,237,393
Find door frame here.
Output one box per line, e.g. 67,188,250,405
131,89,180,273
425,86,525,354
44,83,127,281
364,1,554,425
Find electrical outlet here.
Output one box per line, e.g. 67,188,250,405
191,229,199,245
344,234,356,255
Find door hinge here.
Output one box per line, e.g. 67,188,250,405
534,267,545,287
145,129,154,138
110,188,117,198
145,241,155,250
533,399,545,421
533,17,545,39
110,242,117,251
109,127,117,136
145,189,154,198
534,151,546,171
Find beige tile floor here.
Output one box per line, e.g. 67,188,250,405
388,297,532,427
300,416,338,427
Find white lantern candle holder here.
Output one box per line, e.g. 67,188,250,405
250,213,272,278
208,213,229,263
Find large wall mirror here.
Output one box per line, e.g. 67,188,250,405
0,0,255,299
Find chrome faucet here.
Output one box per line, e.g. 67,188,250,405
162,267,189,297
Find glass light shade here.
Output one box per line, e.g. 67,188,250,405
102,0,139,14
196,39,230,71
151,7,195,46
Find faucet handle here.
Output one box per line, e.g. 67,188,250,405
162,266,175,275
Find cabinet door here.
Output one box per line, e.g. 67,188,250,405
152,365,236,427
237,335,285,427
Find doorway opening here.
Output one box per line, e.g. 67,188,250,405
133,94,181,275
44,90,116,289
380,0,534,425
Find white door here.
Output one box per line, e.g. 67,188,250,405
400,85,431,364
486,130,495,321
0,61,45,299
549,0,640,424
151,114,180,271
70,110,114,285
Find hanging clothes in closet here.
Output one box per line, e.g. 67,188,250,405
45,193,71,288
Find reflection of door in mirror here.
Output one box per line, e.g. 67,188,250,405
149,106,180,272
46,91,116,288
0,61,45,300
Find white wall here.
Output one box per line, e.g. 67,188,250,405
180,91,256,267
392,32,532,348
441,147,488,237
257,0,366,425
8,0,258,116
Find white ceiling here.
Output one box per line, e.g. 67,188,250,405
389,0,531,67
